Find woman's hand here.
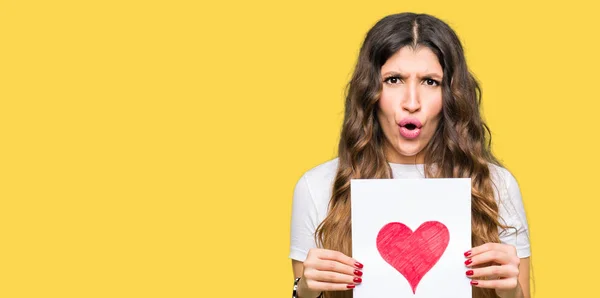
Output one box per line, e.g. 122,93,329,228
464,243,522,298
298,248,363,298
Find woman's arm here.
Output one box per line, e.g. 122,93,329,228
516,257,530,298
292,259,303,278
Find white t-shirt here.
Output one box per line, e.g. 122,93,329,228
289,158,531,262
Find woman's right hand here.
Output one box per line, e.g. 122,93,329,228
298,248,364,298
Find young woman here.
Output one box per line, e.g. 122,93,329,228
289,13,531,298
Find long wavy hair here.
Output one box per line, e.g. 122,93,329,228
316,13,508,298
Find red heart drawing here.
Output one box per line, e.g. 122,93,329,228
376,221,450,294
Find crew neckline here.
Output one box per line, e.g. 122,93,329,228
387,161,424,166
387,162,425,171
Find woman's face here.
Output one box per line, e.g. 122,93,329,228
377,46,444,164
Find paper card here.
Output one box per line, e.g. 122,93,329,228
351,178,472,298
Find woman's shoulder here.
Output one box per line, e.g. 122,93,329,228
301,157,339,182
293,158,339,212
487,163,526,221
487,163,520,195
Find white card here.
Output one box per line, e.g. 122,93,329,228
351,178,472,298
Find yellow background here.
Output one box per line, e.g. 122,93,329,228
1,0,598,297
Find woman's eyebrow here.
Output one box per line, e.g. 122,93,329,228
381,71,443,80
421,73,443,80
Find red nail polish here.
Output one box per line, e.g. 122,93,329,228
353,277,362,283
354,269,363,276
464,250,472,257
470,280,478,286
466,270,474,276
465,259,473,266
355,262,364,269
347,284,356,289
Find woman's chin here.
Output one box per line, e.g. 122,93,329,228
387,145,424,162
398,151,420,160
383,139,425,162
396,145,423,157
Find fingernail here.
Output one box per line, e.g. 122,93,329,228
466,270,474,276
355,262,364,269
464,250,472,257
353,277,362,283
354,269,363,276
465,259,473,266
470,280,478,286
347,284,356,289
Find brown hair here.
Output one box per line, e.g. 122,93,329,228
316,13,507,298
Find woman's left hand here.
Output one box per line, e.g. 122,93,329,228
464,243,522,297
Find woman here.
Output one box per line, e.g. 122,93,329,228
289,13,531,298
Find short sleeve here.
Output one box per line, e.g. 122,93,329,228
497,170,531,258
289,174,319,262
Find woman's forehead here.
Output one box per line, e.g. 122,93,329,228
381,47,443,78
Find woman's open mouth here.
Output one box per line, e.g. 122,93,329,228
398,118,422,139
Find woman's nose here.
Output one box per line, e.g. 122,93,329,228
401,84,421,113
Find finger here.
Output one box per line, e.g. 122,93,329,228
466,250,511,267
304,280,358,292
466,265,519,279
317,249,363,269
467,243,515,257
309,270,362,284
470,278,518,290
314,260,362,277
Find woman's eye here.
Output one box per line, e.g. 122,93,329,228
384,77,401,84
424,79,440,86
